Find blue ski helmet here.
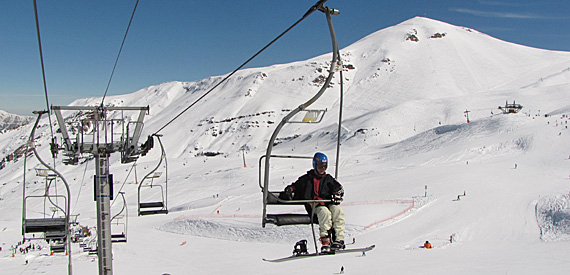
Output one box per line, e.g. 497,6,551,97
313,152,328,170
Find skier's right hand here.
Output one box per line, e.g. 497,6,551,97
283,186,294,200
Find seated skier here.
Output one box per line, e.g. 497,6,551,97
281,152,345,252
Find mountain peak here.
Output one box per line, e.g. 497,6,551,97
0,110,33,132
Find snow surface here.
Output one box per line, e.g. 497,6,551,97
0,110,32,132
2,17,570,274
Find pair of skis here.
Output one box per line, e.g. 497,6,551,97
263,244,375,263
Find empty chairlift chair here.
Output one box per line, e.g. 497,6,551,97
23,169,69,251
138,134,168,216
111,192,128,243
21,111,71,256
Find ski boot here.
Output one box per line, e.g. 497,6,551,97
331,240,345,251
293,240,308,256
320,236,331,253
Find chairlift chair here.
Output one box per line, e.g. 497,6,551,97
137,134,168,216
50,241,66,253
23,169,68,242
22,111,72,257
259,3,343,255
259,155,320,227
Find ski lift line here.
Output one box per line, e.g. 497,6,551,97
153,0,332,135
32,0,56,156
100,0,140,108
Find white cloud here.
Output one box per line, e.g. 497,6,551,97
450,8,547,19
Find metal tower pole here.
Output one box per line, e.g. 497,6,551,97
95,153,113,275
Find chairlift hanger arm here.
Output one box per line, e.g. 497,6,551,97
111,192,127,222
138,134,166,186
262,3,340,192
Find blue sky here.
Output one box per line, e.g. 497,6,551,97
1,0,568,115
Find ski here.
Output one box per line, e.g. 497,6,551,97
262,244,375,263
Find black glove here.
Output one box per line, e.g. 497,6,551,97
332,194,343,204
332,187,344,204
280,186,294,200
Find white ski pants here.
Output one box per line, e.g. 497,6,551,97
315,204,345,241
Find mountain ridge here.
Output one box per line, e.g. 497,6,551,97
0,110,33,132
2,16,570,166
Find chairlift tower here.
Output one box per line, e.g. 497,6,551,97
52,105,150,275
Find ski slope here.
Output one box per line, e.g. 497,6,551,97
1,17,570,274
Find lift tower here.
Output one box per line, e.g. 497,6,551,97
52,105,150,275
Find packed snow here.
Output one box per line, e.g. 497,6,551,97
1,17,570,274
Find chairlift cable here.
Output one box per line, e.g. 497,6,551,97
32,0,56,153
72,158,90,214
100,0,140,107
153,0,329,135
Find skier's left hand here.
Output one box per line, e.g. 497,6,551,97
333,192,342,205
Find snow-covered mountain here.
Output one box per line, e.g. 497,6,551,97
2,17,570,274
64,17,570,156
0,110,32,132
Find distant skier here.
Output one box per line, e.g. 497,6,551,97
281,152,345,252
424,241,432,249
340,266,345,274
